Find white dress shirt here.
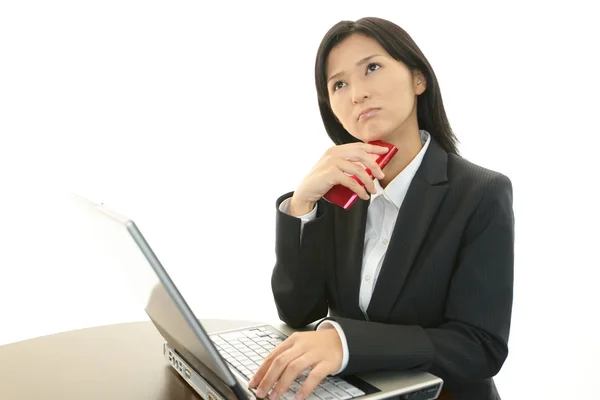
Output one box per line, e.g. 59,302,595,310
278,130,431,374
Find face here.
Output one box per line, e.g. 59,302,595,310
325,33,426,143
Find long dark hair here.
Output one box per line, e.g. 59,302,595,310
314,17,459,155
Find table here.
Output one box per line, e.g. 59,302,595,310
0,320,453,400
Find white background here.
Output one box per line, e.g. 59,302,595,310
1,1,599,399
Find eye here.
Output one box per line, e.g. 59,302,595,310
366,63,381,73
332,81,346,92
331,63,380,92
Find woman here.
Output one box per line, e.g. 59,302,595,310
249,17,514,400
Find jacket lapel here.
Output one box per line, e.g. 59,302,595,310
366,138,449,321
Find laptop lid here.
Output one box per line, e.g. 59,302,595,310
71,193,249,400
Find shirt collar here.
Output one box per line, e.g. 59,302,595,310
370,130,431,208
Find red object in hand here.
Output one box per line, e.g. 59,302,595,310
323,140,398,210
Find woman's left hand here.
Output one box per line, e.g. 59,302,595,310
248,329,343,400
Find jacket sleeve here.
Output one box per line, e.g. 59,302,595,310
318,174,514,384
271,192,335,329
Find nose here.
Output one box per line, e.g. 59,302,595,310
351,84,371,104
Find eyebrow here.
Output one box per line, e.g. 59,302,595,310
327,54,382,83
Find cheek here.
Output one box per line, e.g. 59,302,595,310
331,100,354,128
386,81,415,108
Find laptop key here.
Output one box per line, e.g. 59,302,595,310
314,388,336,400
239,368,252,378
334,382,363,396
343,387,364,397
220,332,246,341
321,383,352,400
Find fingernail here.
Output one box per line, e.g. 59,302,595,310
257,388,266,398
270,390,279,400
296,393,304,400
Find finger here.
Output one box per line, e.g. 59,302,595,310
330,145,386,180
339,174,370,201
361,143,390,154
254,347,303,398
342,152,385,180
338,160,377,194
296,363,331,400
359,153,386,180
250,342,292,388
271,357,314,400
249,340,294,388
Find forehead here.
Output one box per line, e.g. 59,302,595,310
326,34,389,74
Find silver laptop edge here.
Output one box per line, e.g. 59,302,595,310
126,219,235,382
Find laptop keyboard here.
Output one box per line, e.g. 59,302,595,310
210,326,365,400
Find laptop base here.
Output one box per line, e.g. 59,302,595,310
165,340,443,400
165,342,229,400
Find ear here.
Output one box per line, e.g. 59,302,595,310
413,70,427,95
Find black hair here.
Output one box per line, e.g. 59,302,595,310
314,17,459,155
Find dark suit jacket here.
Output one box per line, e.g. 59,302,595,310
271,137,515,400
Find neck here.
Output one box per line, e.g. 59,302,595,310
378,125,423,189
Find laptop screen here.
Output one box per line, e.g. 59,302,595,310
71,194,239,390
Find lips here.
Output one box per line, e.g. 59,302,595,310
358,108,380,120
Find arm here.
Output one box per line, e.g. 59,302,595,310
271,192,335,329
318,174,514,383
278,195,352,373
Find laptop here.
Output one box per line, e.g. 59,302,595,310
72,193,444,400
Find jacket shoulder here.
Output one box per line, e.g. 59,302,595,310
448,154,512,190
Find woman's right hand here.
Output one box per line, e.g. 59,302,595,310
289,142,390,216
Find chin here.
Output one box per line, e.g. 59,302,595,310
356,119,392,141
361,128,392,143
